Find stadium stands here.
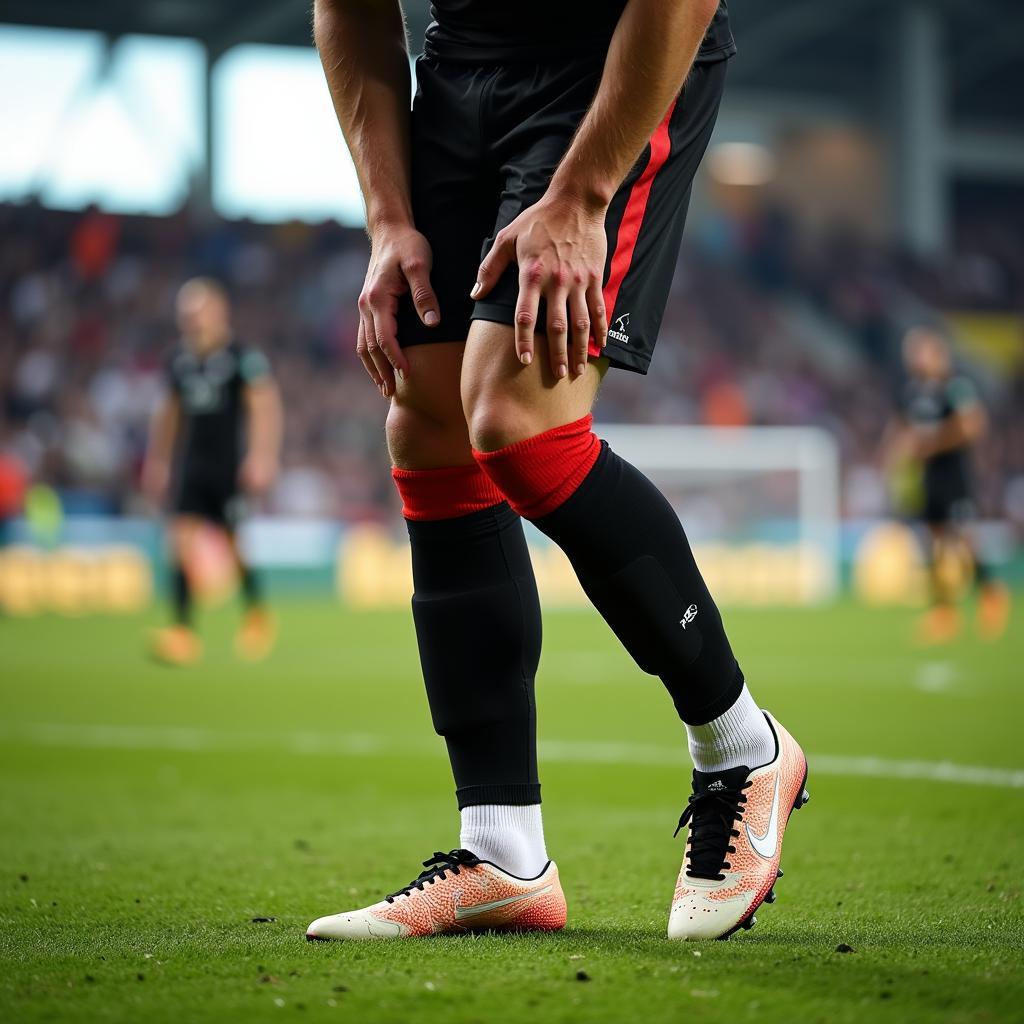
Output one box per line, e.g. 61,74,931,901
1,199,1021,530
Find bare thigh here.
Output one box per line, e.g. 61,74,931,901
387,341,472,470
461,320,607,452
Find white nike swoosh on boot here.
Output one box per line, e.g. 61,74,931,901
745,774,780,859
453,884,552,920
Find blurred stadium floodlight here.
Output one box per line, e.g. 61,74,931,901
0,24,365,223
212,44,364,223
0,27,204,214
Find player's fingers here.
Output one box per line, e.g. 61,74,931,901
545,281,569,381
364,310,396,398
402,255,440,329
355,315,383,389
472,229,514,301
587,280,608,350
514,264,543,367
568,286,590,378
377,306,411,381
365,288,408,383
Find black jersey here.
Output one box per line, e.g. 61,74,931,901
424,0,735,64
166,339,270,474
903,375,978,491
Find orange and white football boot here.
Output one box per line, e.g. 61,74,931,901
668,712,808,941
305,849,567,941
234,606,277,662
148,625,202,666
976,581,1011,641
915,604,962,646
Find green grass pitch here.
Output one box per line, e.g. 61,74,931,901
1,599,1022,1023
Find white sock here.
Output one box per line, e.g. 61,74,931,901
459,804,548,878
686,684,775,773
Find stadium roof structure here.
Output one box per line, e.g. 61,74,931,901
1,0,1020,125
4,0,1021,251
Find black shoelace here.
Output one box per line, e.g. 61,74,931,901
674,781,751,881
384,849,481,903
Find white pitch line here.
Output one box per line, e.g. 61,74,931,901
2,722,1023,790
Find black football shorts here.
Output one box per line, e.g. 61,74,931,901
922,470,974,526
397,55,727,374
171,465,246,529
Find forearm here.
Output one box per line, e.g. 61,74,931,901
246,385,283,463
549,0,718,209
146,399,178,469
314,0,413,232
918,408,986,458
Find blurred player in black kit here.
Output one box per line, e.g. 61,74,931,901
143,278,283,665
886,325,1011,643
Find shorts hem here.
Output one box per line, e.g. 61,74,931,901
399,327,473,348
602,344,651,375
471,305,652,375
471,301,515,327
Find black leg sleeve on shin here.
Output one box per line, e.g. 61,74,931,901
534,444,742,726
172,564,192,626
238,562,263,608
408,503,542,809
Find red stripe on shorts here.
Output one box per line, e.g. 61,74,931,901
589,99,677,359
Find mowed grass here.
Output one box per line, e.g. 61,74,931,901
0,598,1022,1024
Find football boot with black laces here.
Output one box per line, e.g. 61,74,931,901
668,712,808,940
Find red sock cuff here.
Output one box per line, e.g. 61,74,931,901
392,464,505,521
473,415,601,520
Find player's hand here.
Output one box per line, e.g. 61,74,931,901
239,453,277,496
141,459,170,505
889,428,921,467
358,225,440,397
473,194,608,379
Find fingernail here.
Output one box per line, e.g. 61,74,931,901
577,363,586,377
520,351,532,366
424,310,439,326
396,368,404,381
470,282,481,299
557,364,567,379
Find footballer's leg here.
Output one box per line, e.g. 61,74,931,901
960,520,1012,642
227,527,276,662
306,342,565,941
916,522,964,645
150,514,202,666
464,321,807,940
974,558,1011,641
456,56,805,940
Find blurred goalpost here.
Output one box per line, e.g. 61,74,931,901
527,424,842,606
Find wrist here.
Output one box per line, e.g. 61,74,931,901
366,202,415,239
546,171,615,215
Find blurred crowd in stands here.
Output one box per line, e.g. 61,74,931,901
1,199,1022,530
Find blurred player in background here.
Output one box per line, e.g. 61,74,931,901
143,278,282,665
885,325,1011,643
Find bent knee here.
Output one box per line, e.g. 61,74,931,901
466,395,546,453
386,402,471,470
